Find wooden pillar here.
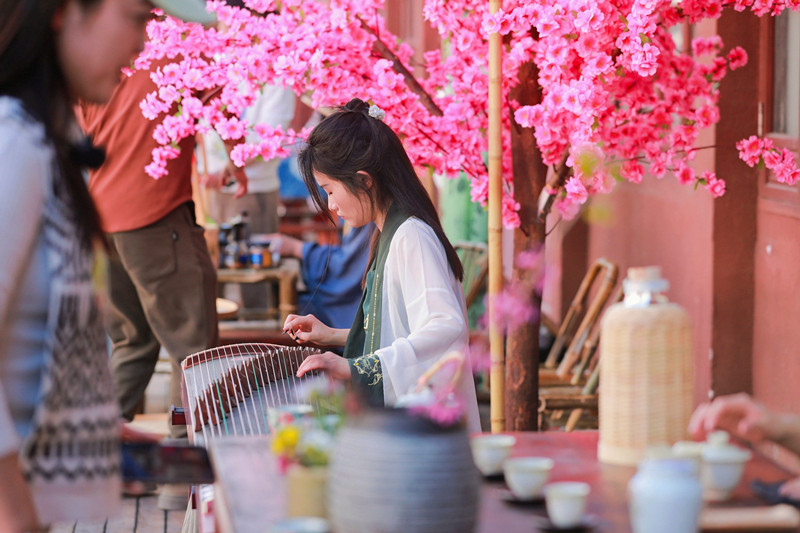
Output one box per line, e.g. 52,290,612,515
711,11,759,397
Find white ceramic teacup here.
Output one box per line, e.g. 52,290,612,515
701,444,752,501
470,434,516,476
544,481,591,528
503,457,554,500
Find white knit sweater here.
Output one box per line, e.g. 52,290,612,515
0,97,121,525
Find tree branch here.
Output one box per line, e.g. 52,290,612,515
357,16,443,117
538,150,571,224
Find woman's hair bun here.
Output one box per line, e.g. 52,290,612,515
344,98,370,114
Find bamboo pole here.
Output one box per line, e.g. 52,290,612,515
488,0,505,433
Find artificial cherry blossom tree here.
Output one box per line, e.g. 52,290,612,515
136,0,798,227
136,0,800,429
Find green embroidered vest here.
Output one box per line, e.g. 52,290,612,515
343,202,410,405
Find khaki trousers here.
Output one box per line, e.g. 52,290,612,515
106,203,218,438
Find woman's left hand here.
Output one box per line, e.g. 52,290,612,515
296,352,351,380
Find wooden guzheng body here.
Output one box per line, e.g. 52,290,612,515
180,343,321,533
181,343,320,446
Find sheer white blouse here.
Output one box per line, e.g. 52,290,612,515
374,218,481,433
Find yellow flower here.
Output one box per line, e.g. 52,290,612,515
271,426,301,455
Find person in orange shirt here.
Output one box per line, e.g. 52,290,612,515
80,55,242,511
80,57,245,436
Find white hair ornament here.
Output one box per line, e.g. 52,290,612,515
368,105,386,121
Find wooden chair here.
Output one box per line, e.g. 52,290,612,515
454,241,490,401
541,258,619,383
539,259,621,431
539,287,623,431
454,241,489,311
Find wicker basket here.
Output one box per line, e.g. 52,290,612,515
598,267,693,466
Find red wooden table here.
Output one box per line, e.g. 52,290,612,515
205,430,796,533
478,431,795,532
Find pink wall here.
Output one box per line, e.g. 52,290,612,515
753,202,800,415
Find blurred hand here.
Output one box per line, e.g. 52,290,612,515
264,233,304,258
689,393,777,443
296,351,351,380
120,420,163,443
200,170,226,191
0,452,39,532
226,164,248,199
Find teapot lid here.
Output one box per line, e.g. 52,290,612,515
701,444,752,463
638,457,699,477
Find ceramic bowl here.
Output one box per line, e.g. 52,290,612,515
470,434,516,476
503,457,554,500
701,444,752,501
544,481,591,529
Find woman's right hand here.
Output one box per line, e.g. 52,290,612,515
283,313,334,346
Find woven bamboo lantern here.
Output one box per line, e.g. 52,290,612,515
598,266,693,466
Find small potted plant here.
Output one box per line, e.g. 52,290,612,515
270,378,345,519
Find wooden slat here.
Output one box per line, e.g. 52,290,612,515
136,493,184,533
51,521,80,533
49,493,184,533
71,522,104,533
538,394,598,411
103,496,141,533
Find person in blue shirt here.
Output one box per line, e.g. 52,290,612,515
267,223,372,330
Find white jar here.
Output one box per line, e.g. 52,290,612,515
629,458,703,533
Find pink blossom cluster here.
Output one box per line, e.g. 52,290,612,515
409,394,465,427
737,135,800,184
137,0,799,226
485,0,769,217
137,0,522,226
483,248,544,335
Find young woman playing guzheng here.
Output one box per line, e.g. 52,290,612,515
284,98,480,432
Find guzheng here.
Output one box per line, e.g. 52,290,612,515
181,343,321,446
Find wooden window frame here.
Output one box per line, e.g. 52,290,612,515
758,15,800,215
